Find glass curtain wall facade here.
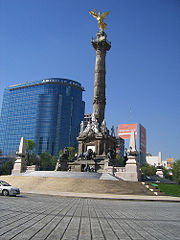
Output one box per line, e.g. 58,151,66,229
0,78,85,157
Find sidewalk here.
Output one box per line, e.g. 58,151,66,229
21,190,180,202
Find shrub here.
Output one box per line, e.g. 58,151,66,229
141,163,156,176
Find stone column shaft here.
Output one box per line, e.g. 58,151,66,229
92,31,111,125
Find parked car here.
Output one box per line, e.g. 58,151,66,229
0,180,20,196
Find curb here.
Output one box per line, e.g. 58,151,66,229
20,191,180,202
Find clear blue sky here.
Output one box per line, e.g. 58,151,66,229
0,0,180,161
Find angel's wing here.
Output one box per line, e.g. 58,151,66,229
102,11,110,19
89,10,98,19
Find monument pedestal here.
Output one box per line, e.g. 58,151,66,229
77,134,116,156
12,156,27,175
103,158,115,175
114,131,140,182
124,155,140,182
69,156,109,173
74,124,116,173
12,137,27,175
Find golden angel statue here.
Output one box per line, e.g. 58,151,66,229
89,9,110,32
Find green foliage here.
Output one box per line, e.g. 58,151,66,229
115,155,124,167
141,163,156,176
0,160,13,175
51,156,57,168
40,152,56,171
58,149,64,157
59,147,76,162
26,139,36,152
162,167,173,180
67,147,76,161
172,160,180,184
26,139,36,165
157,183,180,197
27,153,41,166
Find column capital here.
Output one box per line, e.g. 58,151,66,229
91,31,111,51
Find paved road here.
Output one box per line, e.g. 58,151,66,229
0,194,179,240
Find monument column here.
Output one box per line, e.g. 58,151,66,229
92,31,111,125
73,9,117,173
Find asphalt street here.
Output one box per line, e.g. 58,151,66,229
0,193,180,240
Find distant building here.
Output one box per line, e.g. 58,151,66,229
116,137,125,159
0,78,85,157
117,123,146,165
146,153,152,157
146,154,175,169
166,158,175,168
146,152,162,167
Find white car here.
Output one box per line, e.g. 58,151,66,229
0,180,20,196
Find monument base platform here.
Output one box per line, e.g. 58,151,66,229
68,155,109,173
0,174,156,196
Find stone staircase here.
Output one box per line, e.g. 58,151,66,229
1,172,155,196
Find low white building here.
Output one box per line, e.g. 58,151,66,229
146,152,162,167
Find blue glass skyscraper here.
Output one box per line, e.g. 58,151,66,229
0,78,85,157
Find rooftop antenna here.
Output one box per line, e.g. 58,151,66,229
129,106,133,123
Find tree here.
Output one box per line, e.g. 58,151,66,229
40,152,56,171
26,139,36,152
26,139,36,165
0,161,13,175
141,163,156,176
172,160,180,184
58,147,76,162
115,155,124,167
162,167,173,180
30,153,40,166
67,147,76,161
58,149,64,157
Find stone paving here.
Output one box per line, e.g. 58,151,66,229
0,194,180,240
